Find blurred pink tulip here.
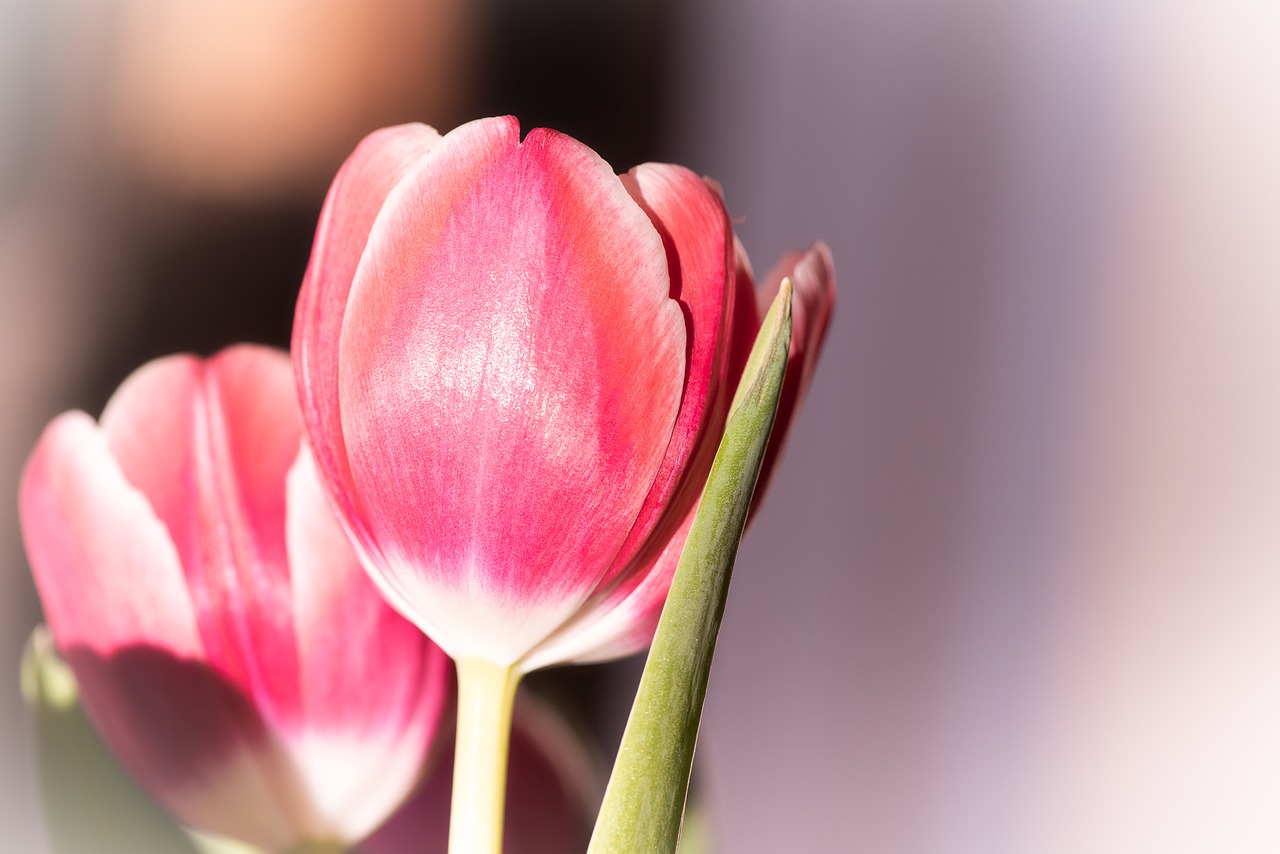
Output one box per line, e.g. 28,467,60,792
19,345,451,852
294,116,835,670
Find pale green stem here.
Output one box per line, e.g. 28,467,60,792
190,830,343,854
281,842,348,854
447,658,521,854
187,830,274,854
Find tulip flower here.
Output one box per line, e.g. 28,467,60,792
294,116,834,673
19,345,452,853
294,115,833,853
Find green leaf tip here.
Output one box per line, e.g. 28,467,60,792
728,276,792,422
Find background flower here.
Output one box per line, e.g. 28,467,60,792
20,345,451,851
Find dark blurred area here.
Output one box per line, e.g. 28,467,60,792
5,1,1280,852
18,0,673,415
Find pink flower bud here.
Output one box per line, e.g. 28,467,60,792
294,116,835,670
20,345,451,852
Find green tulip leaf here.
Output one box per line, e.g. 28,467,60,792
587,280,793,853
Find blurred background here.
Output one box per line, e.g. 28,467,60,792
3,0,1280,851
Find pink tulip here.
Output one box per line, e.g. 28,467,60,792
20,345,451,852
294,116,835,671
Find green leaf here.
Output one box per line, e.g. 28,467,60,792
21,626,206,854
587,280,794,853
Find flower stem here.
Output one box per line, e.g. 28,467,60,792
281,842,347,854
448,658,521,854
192,831,344,854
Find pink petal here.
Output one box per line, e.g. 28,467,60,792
752,241,837,501
522,507,695,670
336,117,686,664
532,205,744,667
527,243,835,665
100,346,304,725
294,123,444,539
601,165,736,584
63,647,296,851
727,236,764,395
202,346,305,714
20,414,296,849
97,353,204,578
20,412,201,657
283,445,452,840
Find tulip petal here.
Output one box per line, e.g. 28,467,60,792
602,165,735,584
726,237,763,396
284,445,451,841
294,123,444,536
100,347,306,726
337,117,686,664
21,411,202,657
199,346,305,717
524,243,835,667
752,241,836,499
585,242,834,662
521,508,694,671
522,168,735,670
96,354,204,578
525,228,755,668
22,628,206,854
19,418,297,850
62,646,297,852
